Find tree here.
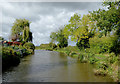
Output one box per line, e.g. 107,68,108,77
11,19,32,42
89,1,120,54
50,28,68,48
65,14,96,49
89,1,120,36
67,13,81,35
22,26,32,42
50,32,57,43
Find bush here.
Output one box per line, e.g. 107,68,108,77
89,57,98,64
26,49,33,54
106,53,118,64
78,54,84,62
46,48,53,51
78,53,88,63
58,36,68,48
76,38,90,50
39,44,50,49
89,36,116,54
23,42,35,52
16,51,21,57
49,42,57,49
2,47,20,70
65,50,71,56
96,61,109,70
70,52,77,56
94,69,107,76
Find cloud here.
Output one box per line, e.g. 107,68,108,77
1,2,103,46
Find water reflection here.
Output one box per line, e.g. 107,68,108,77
2,50,113,82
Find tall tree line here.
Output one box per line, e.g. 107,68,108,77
50,1,120,54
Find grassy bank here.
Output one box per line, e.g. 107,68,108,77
56,46,119,82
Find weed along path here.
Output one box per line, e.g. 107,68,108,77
2,50,113,82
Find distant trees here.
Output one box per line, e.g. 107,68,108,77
50,28,68,48
11,19,32,42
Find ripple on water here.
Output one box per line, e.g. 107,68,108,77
2,50,114,82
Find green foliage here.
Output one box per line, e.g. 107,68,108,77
76,38,90,50
96,61,109,70
110,35,120,55
50,28,68,48
50,32,57,42
69,52,77,57
88,1,120,55
78,54,84,62
49,42,57,49
89,35,117,54
89,1,120,36
47,1,119,82
11,19,30,35
2,47,20,70
69,13,81,31
23,42,35,51
65,14,96,49
94,69,107,76
88,54,98,64
94,53,118,81
36,43,57,51
78,53,88,63
22,26,32,42
89,57,97,64
11,19,32,42
39,44,50,49
56,29,68,48
58,36,68,48
106,53,118,64
16,51,21,56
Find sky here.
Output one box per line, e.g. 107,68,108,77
0,1,105,46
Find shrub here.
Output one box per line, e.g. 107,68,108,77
76,38,90,50
78,53,88,63
65,50,71,56
94,69,107,76
23,42,35,52
39,44,50,49
2,47,20,70
89,36,116,54
89,57,98,64
16,51,21,57
46,48,53,51
106,53,118,64
78,54,84,62
26,49,33,54
49,42,57,49
70,52,77,56
96,61,109,70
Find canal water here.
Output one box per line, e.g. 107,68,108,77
2,50,113,82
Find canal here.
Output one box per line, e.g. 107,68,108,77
2,50,113,82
